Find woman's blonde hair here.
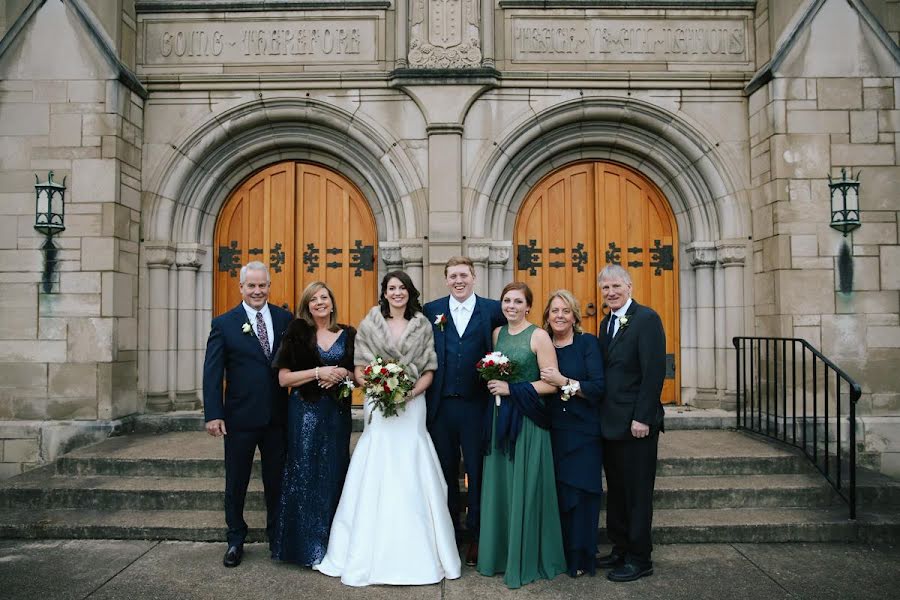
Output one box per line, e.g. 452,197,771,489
541,289,583,336
297,281,339,331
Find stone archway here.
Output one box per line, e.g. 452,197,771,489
140,97,424,411
466,96,750,407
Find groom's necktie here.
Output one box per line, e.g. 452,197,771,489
256,312,271,358
606,313,617,346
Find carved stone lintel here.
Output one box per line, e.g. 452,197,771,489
175,243,206,270
686,241,717,268
466,240,491,265
144,241,175,268
716,240,747,266
489,243,512,266
400,240,425,265
380,242,402,268
409,0,483,69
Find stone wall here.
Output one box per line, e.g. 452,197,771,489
0,0,144,476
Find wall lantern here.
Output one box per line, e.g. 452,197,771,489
828,168,861,236
34,170,66,237
33,171,66,293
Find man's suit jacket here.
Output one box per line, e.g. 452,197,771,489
423,295,505,426
202,303,293,431
598,300,666,440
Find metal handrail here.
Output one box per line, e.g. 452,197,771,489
733,336,862,519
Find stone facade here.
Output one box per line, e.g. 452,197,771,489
0,0,898,477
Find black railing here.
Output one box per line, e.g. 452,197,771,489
733,336,862,519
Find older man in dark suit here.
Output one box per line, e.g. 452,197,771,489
596,264,666,582
203,261,293,568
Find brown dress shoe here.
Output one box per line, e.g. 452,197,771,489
465,542,479,566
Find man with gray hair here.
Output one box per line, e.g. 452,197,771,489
595,264,666,582
203,261,293,568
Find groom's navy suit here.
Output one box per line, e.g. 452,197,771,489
424,295,504,534
203,302,293,548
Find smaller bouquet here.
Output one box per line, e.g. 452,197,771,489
476,351,515,407
362,356,415,423
338,376,355,401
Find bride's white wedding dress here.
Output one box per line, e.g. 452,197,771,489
313,392,462,586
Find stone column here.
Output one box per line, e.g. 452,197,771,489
481,0,495,68
380,242,402,272
400,239,425,294
467,240,491,296
144,242,175,412
488,243,511,300
426,124,465,287
687,242,718,407
175,243,205,411
395,0,408,68
717,240,747,408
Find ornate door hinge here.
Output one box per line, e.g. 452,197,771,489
517,239,542,275
218,241,241,276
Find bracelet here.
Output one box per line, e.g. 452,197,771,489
315,366,319,381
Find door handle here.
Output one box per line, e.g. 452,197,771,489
585,302,597,317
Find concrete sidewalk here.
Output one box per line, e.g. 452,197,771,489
1,540,897,600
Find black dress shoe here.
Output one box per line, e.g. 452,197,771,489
465,542,479,567
596,551,625,568
223,545,243,568
607,561,653,582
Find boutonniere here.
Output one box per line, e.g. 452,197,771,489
434,313,447,331
618,315,630,330
561,379,580,402
241,322,252,335
338,376,355,400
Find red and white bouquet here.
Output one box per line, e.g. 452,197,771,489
362,356,415,422
476,351,516,407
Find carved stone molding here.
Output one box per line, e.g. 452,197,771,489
380,242,402,268
144,242,175,267
409,0,483,69
400,240,425,265
466,240,491,264
716,240,747,266
175,243,206,270
489,243,511,266
686,241,717,268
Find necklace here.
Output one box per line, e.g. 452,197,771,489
553,336,573,348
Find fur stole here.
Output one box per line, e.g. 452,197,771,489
354,306,437,380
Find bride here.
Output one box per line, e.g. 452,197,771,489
314,270,462,586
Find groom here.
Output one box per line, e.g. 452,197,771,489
424,256,505,566
202,261,293,568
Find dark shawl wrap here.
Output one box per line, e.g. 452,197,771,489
272,318,357,404
484,381,551,456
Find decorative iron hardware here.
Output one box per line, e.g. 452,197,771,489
628,246,643,255
326,261,343,269
218,241,241,276
571,243,588,272
326,247,343,256
248,247,263,256
349,240,374,276
517,239,542,275
605,242,621,265
549,247,565,254
665,353,676,379
549,261,565,268
269,242,285,273
303,243,320,273
628,261,644,268
649,239,674,275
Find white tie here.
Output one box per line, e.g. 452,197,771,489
455,305,467,337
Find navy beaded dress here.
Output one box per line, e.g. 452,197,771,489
271,329,352,566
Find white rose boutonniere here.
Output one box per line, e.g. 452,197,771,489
434,313,447,331
241,322,252,335
618,315,630,330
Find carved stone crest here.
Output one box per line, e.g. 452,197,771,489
409,0,482,68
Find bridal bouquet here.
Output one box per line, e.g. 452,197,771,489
362,356,415,422
476,351,516,407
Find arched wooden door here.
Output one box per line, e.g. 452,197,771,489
214,162,378,328
514,161,681,404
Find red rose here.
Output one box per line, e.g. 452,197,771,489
487,360,494,367
380,367,388,375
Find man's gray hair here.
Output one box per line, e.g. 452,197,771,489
598,264,632,285
240,261,271,284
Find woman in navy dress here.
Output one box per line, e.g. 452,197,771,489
271,281,356,566
539,289,605,577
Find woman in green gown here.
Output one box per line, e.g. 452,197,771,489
477,282,567,588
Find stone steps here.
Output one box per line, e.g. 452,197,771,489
1,428,898,543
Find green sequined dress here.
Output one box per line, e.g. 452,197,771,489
477,324,566,588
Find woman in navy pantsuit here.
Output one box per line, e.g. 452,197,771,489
539,290,605,577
